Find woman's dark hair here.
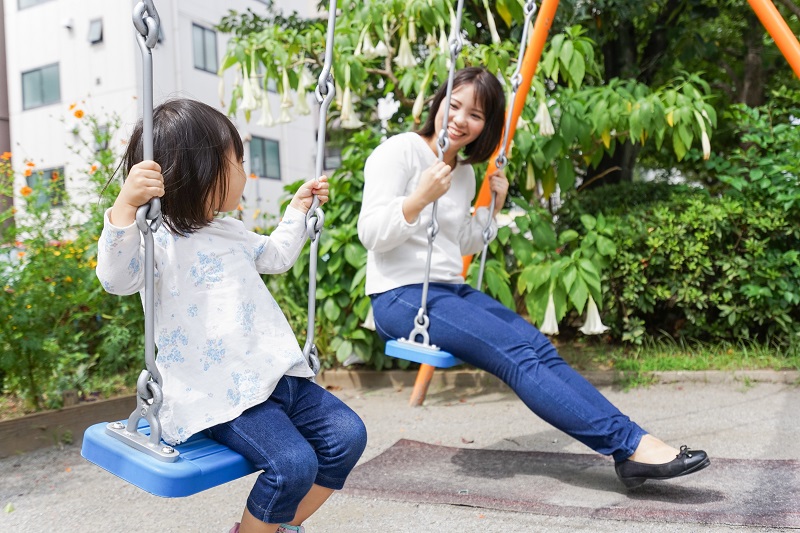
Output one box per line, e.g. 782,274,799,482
118,98,244,235
417,67,506,165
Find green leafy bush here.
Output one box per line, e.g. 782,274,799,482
0,113,143,410
563,101,800,346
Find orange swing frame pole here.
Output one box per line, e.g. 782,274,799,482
747,0,800,79
409,0,561,406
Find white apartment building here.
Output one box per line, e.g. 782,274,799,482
3,0,322,222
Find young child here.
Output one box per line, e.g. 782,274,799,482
97,99,367,533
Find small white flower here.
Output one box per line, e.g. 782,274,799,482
534,101,555,136
540,292,559,335
701,130,711,160
412,90,426,123
394,35,416,69
579,295,610,335
408,18,417,42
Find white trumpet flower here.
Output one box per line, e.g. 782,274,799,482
483,0,501,44
278,106,292,124
218,77,226,107
534,101,555,136
540,293,559,335
526,164,536,190
362,32,377,59
701,130,711,160
395,35,416,69
374,40,389,57
241,75,259,112
361,306,376,331
257,92,274,127
295,68,313,116
280,70,293,109
579,295,610,335
340,86,364,129
412,90,426,123
408,17,417,42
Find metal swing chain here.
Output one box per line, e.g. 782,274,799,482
106,0,176,461
302,0,337,375
476,0,538,291
405,0,466,348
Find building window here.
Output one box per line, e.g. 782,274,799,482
26,167,66,207
18,0,53,9
192,24,217,73
22,64,60,110
88,19,103,44
250,137,281,180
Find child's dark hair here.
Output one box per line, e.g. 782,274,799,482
119,98,244,235
417,67,506,165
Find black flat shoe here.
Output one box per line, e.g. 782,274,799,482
615,445,710,488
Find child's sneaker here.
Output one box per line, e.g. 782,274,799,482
277,525,305,533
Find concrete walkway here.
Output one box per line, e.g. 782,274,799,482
1,374,798,532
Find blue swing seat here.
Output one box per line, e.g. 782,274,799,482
385,339,462,368
81,420,257,498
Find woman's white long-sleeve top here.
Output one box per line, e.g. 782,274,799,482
96,206,314,445
358,132,496,295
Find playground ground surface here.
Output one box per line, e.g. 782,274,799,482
1,369,798,532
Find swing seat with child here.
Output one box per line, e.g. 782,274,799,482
81,0,339,498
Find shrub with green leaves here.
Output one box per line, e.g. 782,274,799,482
562,100,800,346
0,113,143,410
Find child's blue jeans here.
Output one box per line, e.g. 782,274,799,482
371,282,646,462
205,376,367,524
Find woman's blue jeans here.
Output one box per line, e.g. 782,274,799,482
371,283,645,462
205,376,367,524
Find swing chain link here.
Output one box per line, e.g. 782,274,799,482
478,1,538,291
132,0,160,49
303,0,337,375
407,0,466,343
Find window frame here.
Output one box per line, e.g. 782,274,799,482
88,18,103,45
17,0,54,10
249,136,281,180
21,63,61,111
192,23,218,74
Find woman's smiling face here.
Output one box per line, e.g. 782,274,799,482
432,82,486,158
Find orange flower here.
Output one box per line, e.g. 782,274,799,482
74,109,84,119
24,169,31,177
25,161,35,167
249,173,257,179
51,170,59,181
237,204,243,211
1,152,11,160
20,185,32,196
69,103,76,110
18,251,25,258
89,164,98,174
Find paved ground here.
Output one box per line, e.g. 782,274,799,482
1,376,798,532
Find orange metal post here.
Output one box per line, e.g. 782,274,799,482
462,0,561,275
410,0,561,407
748,0,800,79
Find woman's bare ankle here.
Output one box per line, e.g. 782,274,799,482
627,434,680,464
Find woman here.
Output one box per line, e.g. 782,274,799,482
357,67,709,488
